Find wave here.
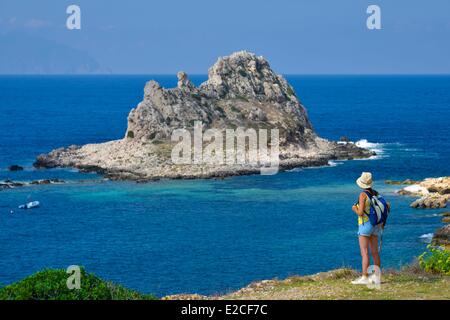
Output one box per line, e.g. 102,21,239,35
423,213,441,218
355,139,385,155
419,233,434,243
286,160,342,172
328,160,343,167
353,139,413,160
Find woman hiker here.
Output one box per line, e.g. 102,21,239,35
351,172,390,285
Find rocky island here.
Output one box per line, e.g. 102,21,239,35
34,51,373,180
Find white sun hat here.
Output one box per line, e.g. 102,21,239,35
356,172,373,189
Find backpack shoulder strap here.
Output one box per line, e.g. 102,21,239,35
363,190,373,200
361,191,372,216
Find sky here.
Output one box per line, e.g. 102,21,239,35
0,0,449,74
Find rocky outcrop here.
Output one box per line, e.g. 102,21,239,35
385,179,418,185
0,179,65,190
124,51,315,146
34,51,373,180
442,214,450,224
8,165,23,171
393,177,450,246
395,177,449,208
432,224,450,247
420,177,450,195
410,194,448,209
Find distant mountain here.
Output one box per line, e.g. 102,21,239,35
0,32,110,74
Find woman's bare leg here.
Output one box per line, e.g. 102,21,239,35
358,236,370,276
369,235,381,267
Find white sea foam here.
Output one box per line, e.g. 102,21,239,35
286,160,342,172
353,140,424,160
423,213,441,218
419,233,434,243
286,167,302,172
304,160,343,169
355,139,385,154
328,160,343,167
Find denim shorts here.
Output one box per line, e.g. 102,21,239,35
358,223,382,237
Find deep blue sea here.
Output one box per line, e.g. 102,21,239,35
0,75,449,296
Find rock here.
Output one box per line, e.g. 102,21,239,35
34,145,80,168
402,179,419,185
385,179,419,185
176,71,195,91
398,185,429,197
410,193,448,209
339,136,350,142
420,177,450,195
1,179,65,189
385,180,403,185
33,51,373,181
396,177,450,209
8,165,23,171
248,107,267,121
432,224,450,246
0,180,24,189
162,294,208,300
30,179,64,185
442,216,450,224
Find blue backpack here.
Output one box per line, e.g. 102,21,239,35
364,191,389,226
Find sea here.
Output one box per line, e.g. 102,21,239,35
0,75,449,296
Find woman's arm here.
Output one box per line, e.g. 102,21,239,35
352,192,367,216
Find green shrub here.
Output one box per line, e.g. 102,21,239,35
235,95,249,102
127,130,134,139
238,69,247,77
418,245,450,275
215,106,225,114
230,105,241,113
0,268,157,300
286,85,295,97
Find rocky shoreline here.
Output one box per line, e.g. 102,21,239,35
389,177,450,247
34,144,372,181
33,51,373,181
390,177,450,209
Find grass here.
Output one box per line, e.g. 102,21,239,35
152,141,174,159
0,268,156,300
230,105,241,113
286,85,295,97
218,268,450,300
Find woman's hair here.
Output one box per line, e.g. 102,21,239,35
364,188,378,196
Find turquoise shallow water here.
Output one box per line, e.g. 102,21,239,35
0,75,449,295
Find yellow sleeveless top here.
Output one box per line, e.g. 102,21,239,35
357,194,371,225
